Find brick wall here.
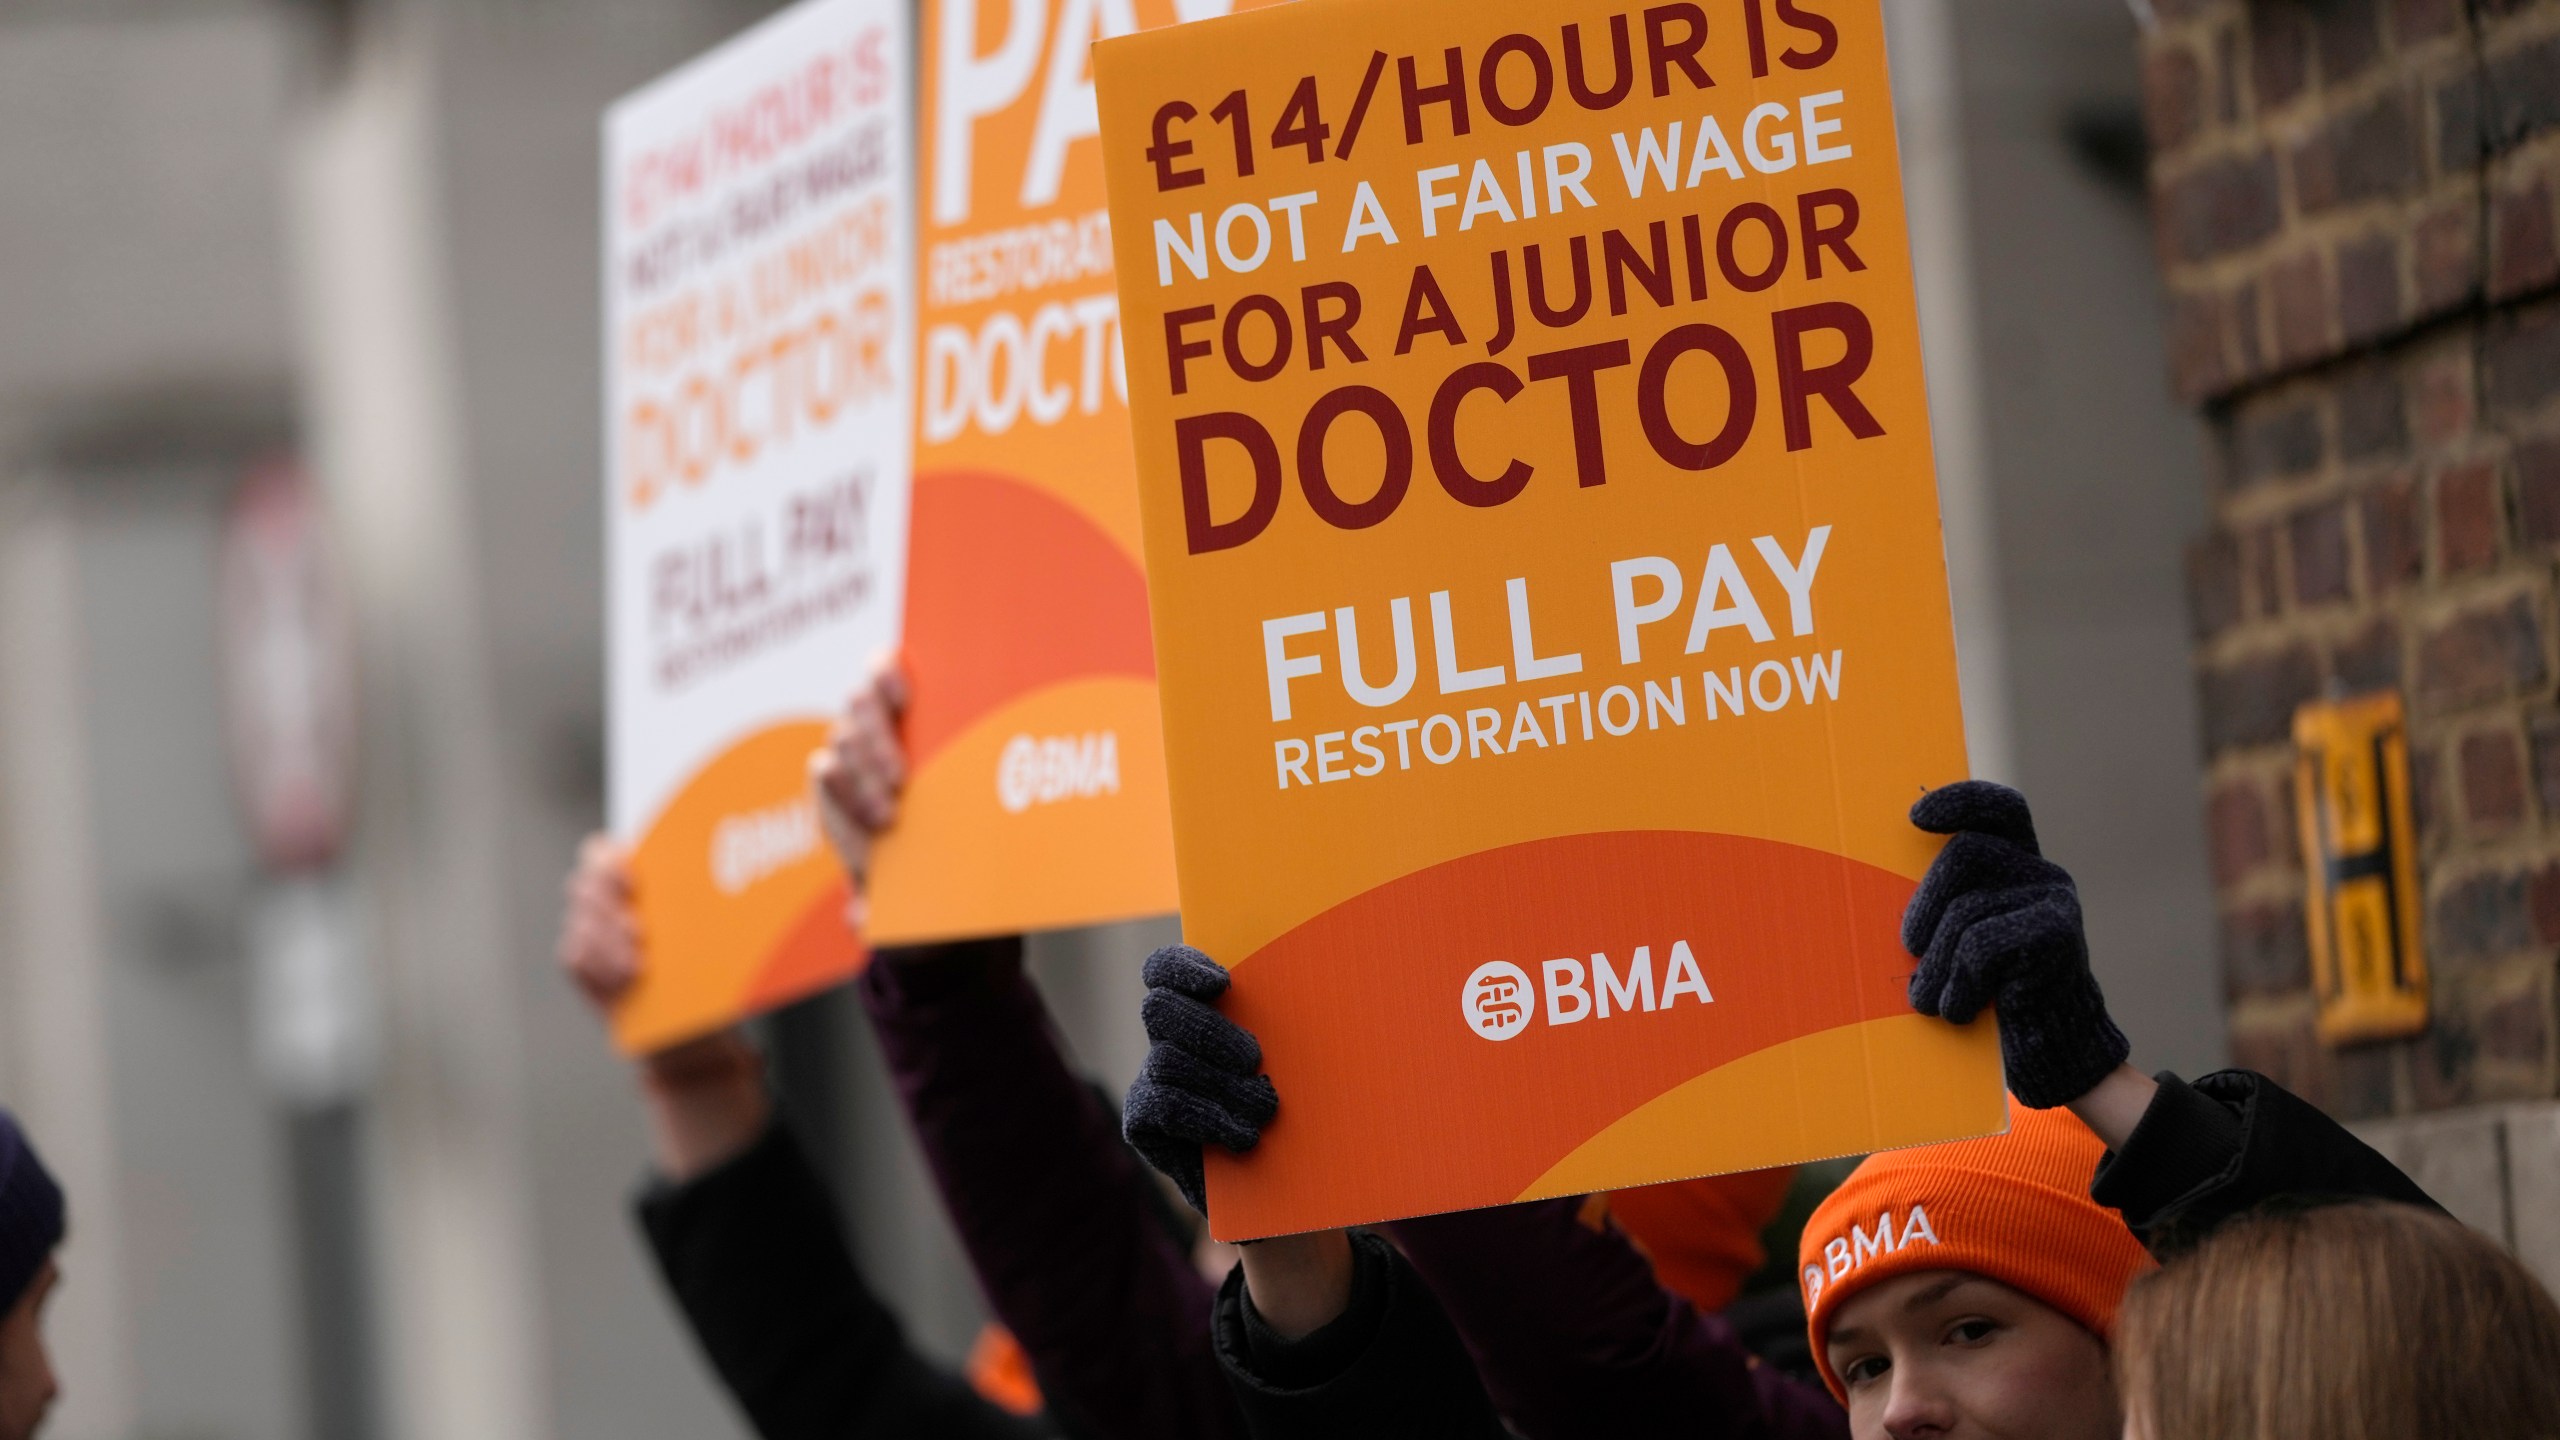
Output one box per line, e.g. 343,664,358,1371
2140,0,2560,1117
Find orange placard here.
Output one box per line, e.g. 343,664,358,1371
1095,0,2005,1238
870,0,1285,942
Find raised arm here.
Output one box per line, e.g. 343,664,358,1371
556,837,1048,1440
636,1120,1049,1440
811,657,1242,1440
1899,780,2438,1253
1387,1199,1847,1440
1124,945,1509,1440
559,836,770,1180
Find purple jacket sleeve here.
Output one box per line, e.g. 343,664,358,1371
1387,1200,1846,1440
859,938,1242,1440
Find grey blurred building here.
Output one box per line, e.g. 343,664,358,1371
0,2,2213,1438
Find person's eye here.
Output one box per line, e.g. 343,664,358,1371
1945,1318,1999,1346
1840,1353,1891,1385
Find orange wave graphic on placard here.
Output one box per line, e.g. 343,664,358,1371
614,721,864,1055
1202,830,1991,1240
1524,1014,2005,1200
743,881,870,1013
902,469,1157,771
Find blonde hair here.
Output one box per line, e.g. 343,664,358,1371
2115,1202,2560,1440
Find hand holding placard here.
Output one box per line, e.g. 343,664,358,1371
1903,782,2132,1110
555,836,772,1180
809,652,911,914
1126,945,1278,1216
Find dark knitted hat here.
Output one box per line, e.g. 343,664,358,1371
0,1110,64,1313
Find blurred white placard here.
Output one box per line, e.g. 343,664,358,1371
602,0,912,1050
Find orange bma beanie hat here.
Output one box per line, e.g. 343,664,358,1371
1797,1100,2154,1400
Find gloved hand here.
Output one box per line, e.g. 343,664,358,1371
1123,945,1278,1214
1902,781,2129,1109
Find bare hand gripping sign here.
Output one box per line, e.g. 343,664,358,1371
1095,0,2005,1239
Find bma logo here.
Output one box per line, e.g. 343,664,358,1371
710,799,819,896
996,731,1121,813
1462,942,1715,1042
1462,961,1535,1041
1800,1205,1942,1307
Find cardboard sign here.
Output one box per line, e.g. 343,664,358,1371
603,0,912,1053
2293,692,2428,1044
869,0,1282,943
1096,0,2004,1238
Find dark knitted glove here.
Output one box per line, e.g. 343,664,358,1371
1123,945,1279,1214
1902,781,2130,1109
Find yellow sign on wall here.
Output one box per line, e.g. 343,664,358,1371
1096,0,2004,1238
2293,692,2428,1045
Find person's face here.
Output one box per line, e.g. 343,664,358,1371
0,1260,58,1440
1823,1269,2117,1440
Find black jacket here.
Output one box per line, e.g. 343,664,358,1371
2092,1068,2442,1256
1209,1067,2442,1439
1210,1230,1510,1439
636,1122,1054,1440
